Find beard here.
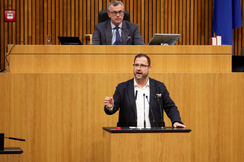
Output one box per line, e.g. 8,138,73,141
134,71,148,80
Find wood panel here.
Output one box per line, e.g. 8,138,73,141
1,0,244,69
103,130,191,162
6,45,232,73
0,73,244,162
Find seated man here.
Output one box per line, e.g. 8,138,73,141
92,1,145,45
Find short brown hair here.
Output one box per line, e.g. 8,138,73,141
134,53,151,66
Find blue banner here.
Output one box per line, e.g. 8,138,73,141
212,0,242,45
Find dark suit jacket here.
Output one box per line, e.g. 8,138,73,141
92,20,145,45
104,78,183,127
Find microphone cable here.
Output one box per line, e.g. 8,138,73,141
5,40,25,71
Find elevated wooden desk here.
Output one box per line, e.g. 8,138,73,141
103,127,191,162
6,45,231,73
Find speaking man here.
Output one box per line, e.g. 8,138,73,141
104,53,186,128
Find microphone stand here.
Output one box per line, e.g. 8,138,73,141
156,95,165,127
146,96,155,128
143,94,146,128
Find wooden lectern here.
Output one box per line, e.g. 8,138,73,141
103,127,191,162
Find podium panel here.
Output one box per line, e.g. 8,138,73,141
7,45,231,73
103,127,191,162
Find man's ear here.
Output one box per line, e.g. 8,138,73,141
149,66,152,72
107,12,111,18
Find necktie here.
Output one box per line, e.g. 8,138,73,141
113,27,122,45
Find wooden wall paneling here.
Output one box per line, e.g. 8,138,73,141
98,0,102,15
0,1,4,69
52,0,56,44
178,0,183,44
208,1,213,46
181,0,185,44
164,0,168,34
40,0,44,44
197,0,201,45
156,0,160,33
201,0,205,44
137,0,141,33
8,0,13,45
152,0,156,37
63,0,67,36
78,1,82,44
16,1,20,44
144,0,149,43
171,0,175,34
31,0,35,44
75,0,79,37
193,0,197,45
28,0,32,44
186,0,190,45
204,0,209,45
168,0,172,34
148,0,153,40
175,0,179,44
90,0,95,34
238,26,242,55
130,0,134,23
82,1,86,44
47,0,52,42
4,0,8,70
24,0,28,44
67,0,71,36
60,0,63,37
141,0,145,40
55,0,60,44
12,1,16,44
44,0,47,41
189,0,193,45
131,0,135,26
35,0,39,44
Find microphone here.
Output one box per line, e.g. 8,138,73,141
155,93,165,127
0,134,25,151
4,137,26,141
146,95,155,128
143,94,146,128
135,90,138,100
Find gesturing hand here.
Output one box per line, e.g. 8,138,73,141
104,97,114,109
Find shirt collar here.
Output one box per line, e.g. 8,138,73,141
111,21,123,29
134,77,150,89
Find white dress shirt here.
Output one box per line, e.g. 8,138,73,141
134,78,151,128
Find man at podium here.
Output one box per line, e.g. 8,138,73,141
104,53,186,128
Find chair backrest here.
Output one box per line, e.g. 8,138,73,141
98,10,130,23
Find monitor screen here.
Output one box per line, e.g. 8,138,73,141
148,33,180,45
58,36,82,45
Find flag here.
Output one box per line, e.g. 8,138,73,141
212,0,242,45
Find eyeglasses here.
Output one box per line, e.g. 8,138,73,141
133,64,150,68
109,10,124,16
